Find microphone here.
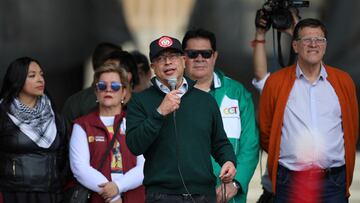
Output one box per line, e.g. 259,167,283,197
168,77,177,91
167,78,177,117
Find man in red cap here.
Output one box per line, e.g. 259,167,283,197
126,36,237,203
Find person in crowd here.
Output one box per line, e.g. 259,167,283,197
102,50,139,104
259,18,358,202
182,28,259,203
252,9,299,93
252,10,298,203
126,36,237,203
0,57,67,203
62,42,123,130
69,63,145,203
130,51,152,92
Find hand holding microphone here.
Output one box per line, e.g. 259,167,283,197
157,78,181,116
219,161,236,183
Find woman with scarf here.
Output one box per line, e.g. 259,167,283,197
0,57,67,203
69,63,145,203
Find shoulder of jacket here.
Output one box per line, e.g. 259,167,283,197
74,111,97,124
266,66,295,86
325,65,352,78
215,71,248,93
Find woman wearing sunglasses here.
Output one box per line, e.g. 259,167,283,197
0,57,67,203
69,63,145,203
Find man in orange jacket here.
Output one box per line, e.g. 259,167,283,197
259,18,358,203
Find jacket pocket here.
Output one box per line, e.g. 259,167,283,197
22,153,50,186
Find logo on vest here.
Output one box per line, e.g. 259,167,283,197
88,136,95,143
95,135,105,142
223,106,238,115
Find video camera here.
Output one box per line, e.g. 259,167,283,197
256,0,309,30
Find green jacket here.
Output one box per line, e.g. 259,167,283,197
210,70,259,203
61,86,97,130
126,77,236,196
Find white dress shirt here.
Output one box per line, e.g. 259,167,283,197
252,72,270,94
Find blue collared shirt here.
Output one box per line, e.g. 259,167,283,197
279,63,345,171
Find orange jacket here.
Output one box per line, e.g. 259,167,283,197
259,64,358,196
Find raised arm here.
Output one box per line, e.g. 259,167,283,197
253,10,269,82
252,9,299,93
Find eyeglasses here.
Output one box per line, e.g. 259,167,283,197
298,37,327,45
153,53,182,64
96,81,123,91
185,50,214,59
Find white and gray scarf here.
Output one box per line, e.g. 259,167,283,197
8,95,57,148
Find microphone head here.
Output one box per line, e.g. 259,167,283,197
167,78,177,90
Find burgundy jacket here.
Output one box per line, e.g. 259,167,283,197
75,110,145,203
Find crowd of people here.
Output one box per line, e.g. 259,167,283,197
0,14,358,203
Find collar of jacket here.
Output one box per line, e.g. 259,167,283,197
86,110,126,129
213,69,225,89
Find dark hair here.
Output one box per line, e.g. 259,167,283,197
182,28,217,51
0,57,47,111
103,50,139,88
131,51,150,74
92,42,122,70
292,18,328,41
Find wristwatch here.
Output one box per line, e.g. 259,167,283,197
232,180,240,190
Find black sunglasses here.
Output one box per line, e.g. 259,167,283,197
185,50,214,59
96,81,122,91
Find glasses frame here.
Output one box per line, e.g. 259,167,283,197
96,81,123,92
153,52,182,64
185,49,214,59
297,36,327,46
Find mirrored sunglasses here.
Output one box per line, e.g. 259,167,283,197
96,81,122,91
185,50,214,59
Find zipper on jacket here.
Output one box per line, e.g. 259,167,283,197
48,157,52,187
54,157,57,179
12,160,16,177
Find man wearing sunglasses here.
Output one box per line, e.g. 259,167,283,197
259,18,358,202
182,28,259,203
126,36,237,203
